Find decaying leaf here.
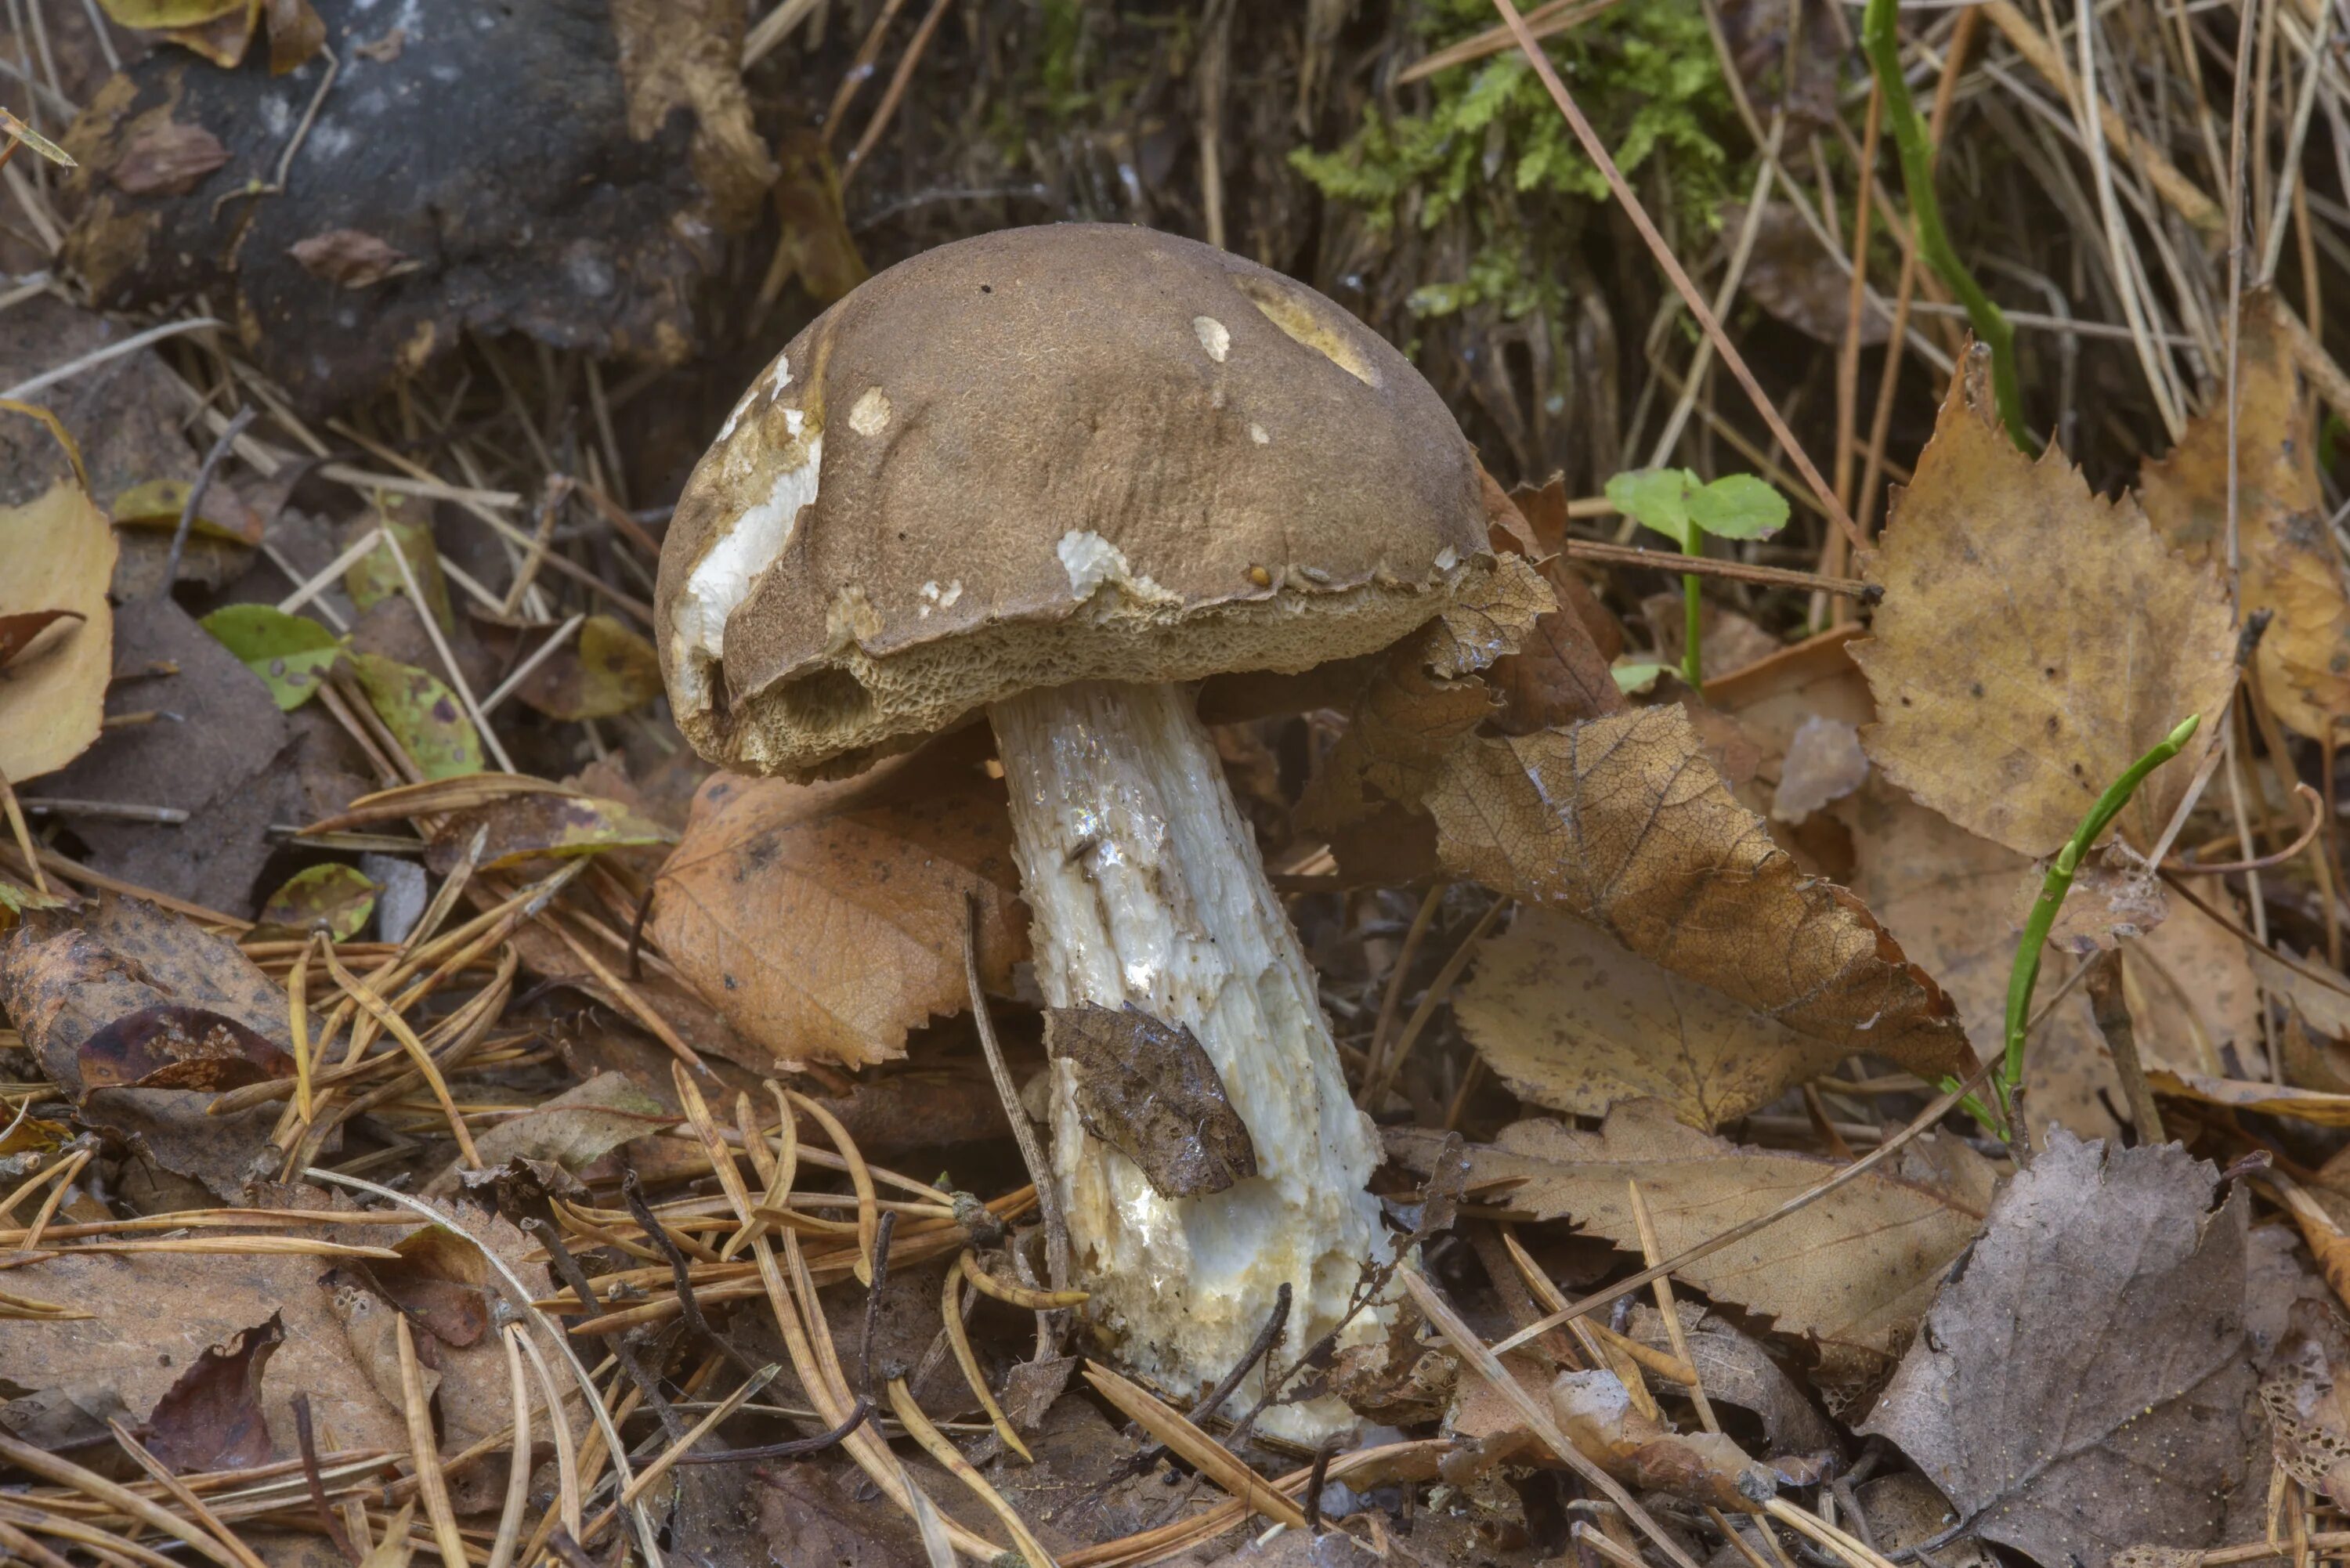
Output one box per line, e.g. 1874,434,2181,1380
345,513,451,634
1455,907,1856,1130
255,862,378,940
515,613,664,721
1853,350,2235,857
0,895,295,1195
426,1072,667,1197
2260,1298,2350,1504
0,480,114,783
368,1228,490,1348
1626,1303,1841,1458
110,475,263,545
1550,1367,1778,1509
287,228,412,288
1424,706,1972,1086
78,1004,295,1093
1044,1004,1258,1199
1861,1131,2256,1568
201,603,343,710
349,652,483,780
1390,1100,1994,1389
143,1312,282,1474
2142,296,2350,742
650,740,1028,1067
425,790,672,875
1771,714,1869,822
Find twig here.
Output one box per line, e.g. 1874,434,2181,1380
2084,951,2164,1146
839,0,953,188
859,1210,898,1403
1301,1437,1341,1534
1489,1053,1998,1357
291,1395,359,1566
2166,782,2323,873
159,407,255,597
522,1214,686,1442
621,1169,761,1378
964,893,1071,1322
1489,0,1862,551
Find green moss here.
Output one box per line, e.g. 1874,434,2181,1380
1292,0,1737,323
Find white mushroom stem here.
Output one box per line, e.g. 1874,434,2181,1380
988,678,1389,1440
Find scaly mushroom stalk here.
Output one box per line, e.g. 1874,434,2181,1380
989,679,1386,1440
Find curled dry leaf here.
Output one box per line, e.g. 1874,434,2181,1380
2141,295,2350,742
1853,350,2234,858
0,480,115,783
1455,907,1857,1130
1860,1131,2256,1568
0,609,83,669
1550,1367,1779,1509
650,740,1028,1067
1390,1100,1995,1389
143,1312,282,1475
424,1071,666,1198
1425,706,1972,1086
108,119,230,197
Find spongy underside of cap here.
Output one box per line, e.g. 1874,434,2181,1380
692,562,1486,781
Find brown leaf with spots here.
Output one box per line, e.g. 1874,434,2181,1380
1860,1133,2256,1568
1390,1101,1996,1389
2142,294,2350,742
2261,1298,2350,1505
1043,1004,1257,1199
424,791,674,875
1853,350,2235,857
1423,706,1972,1086
77,1004,294,1093
649,735,1027,1067
1455,907,1859,1130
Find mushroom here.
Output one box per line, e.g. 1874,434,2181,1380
655,224,1495,1437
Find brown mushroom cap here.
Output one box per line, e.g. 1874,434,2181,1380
656,222,1491,779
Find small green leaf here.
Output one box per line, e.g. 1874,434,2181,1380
95,0,244,25
1603,468,1695,548
200,603,342,710
256,862,378,940
350,652,483,780
1610,659,1665,695
1686,473,1790,541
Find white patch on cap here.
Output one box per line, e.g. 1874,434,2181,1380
916,577,964,619
1249,423,1269,445
1059,529,1175,605
717,355,790,443
678,434,825,667
1434,546,1458,572
1193,316,1231,363
848,387,891,435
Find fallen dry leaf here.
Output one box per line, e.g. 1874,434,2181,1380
1550,1367,1779,1509
1627,1303,1840,1458
1044,1004,1257,1199
287,228,411,288
107,117,229,197
2259,1298,2350,1504
1390,1100,1995,1389
1424,706,1973,1086
2142,295,2350,742
515,613,664,721
651,739,1028,1067
425,1072,666,1197
0,479,114,784
1839,778,2125,1143
424,790,673,875
1455,906,1857,1129
1861,1131,2257,1568
1772,714,1869,822
143,1311,282,1474
1853,352,2234,858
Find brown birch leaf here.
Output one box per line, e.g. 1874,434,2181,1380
2141,294,2350,742
1852,350,2234,857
